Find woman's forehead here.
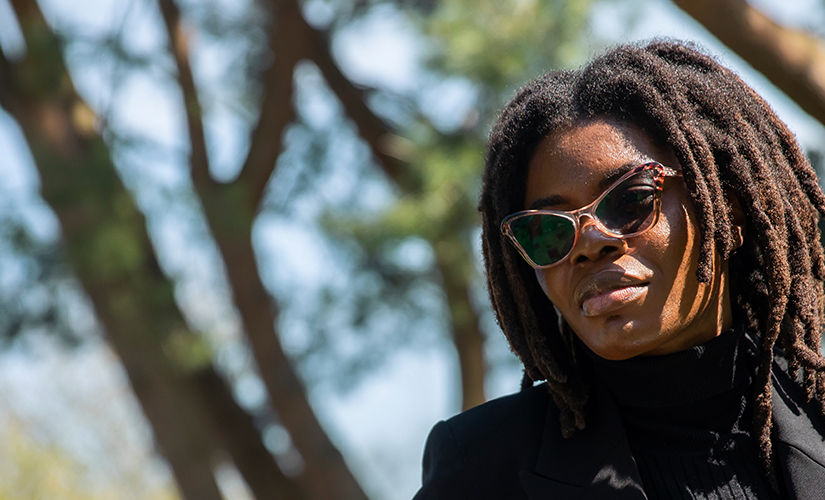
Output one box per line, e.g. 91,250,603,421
540,119,659,165
524,119,668,205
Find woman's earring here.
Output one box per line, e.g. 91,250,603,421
732,225,745,253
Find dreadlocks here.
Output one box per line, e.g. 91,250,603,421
478,40,825,482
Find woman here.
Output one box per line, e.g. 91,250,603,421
414,41,825,499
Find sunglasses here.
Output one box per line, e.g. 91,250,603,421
501,162,682,269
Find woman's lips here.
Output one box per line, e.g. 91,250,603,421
574,271,649,318
581,285,647,317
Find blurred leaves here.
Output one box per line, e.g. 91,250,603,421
0,420,176,500
423,0,593,111
0,201,83,350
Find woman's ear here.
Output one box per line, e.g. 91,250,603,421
726,190,746,252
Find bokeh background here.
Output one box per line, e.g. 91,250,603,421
1,0,824,499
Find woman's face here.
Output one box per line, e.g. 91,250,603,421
525,118,734,360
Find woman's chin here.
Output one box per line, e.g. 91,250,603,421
577,317,662,361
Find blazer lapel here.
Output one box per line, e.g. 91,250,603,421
772,365,825,500
519,385,647,500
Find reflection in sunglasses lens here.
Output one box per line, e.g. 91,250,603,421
511,214,575,267
597,170,658,235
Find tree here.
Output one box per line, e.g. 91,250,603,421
0,0,593,497
0,0,356,498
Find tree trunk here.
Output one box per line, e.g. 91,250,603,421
435,239,487,410
0,4,223,499
194,366,309,500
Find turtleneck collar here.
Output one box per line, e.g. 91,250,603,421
585,324,755,409
581,326,781,500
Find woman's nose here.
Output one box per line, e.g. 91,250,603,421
568,219,628,265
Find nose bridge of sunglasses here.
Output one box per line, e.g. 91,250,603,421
576,211,603,231
577,212,623,240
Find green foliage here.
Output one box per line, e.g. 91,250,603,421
0,422,177,500
341,133,481,241
424,0,593,99
163,327,215,372
87,221,144,279
0,191,81,348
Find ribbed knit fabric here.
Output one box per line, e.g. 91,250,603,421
587,327,781,499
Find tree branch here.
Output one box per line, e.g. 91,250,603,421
672,0,825,125
194,366,308,500
197,145,372,500
235,0,305,210
157,0,213,189
286,0,408,186
157,1,370,498
434,241,487,410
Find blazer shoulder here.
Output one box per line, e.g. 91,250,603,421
770,353,825,500
413,384,555,500
444,383,553,445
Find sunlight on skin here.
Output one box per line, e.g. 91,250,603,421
528,118,735,360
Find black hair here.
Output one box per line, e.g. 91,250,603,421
478,40,825,483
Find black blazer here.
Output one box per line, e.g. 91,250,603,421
413,359,825,500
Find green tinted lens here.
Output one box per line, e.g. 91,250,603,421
509,214,576,266
595,169,659,234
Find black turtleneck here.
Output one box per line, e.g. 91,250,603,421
586,327,781,499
